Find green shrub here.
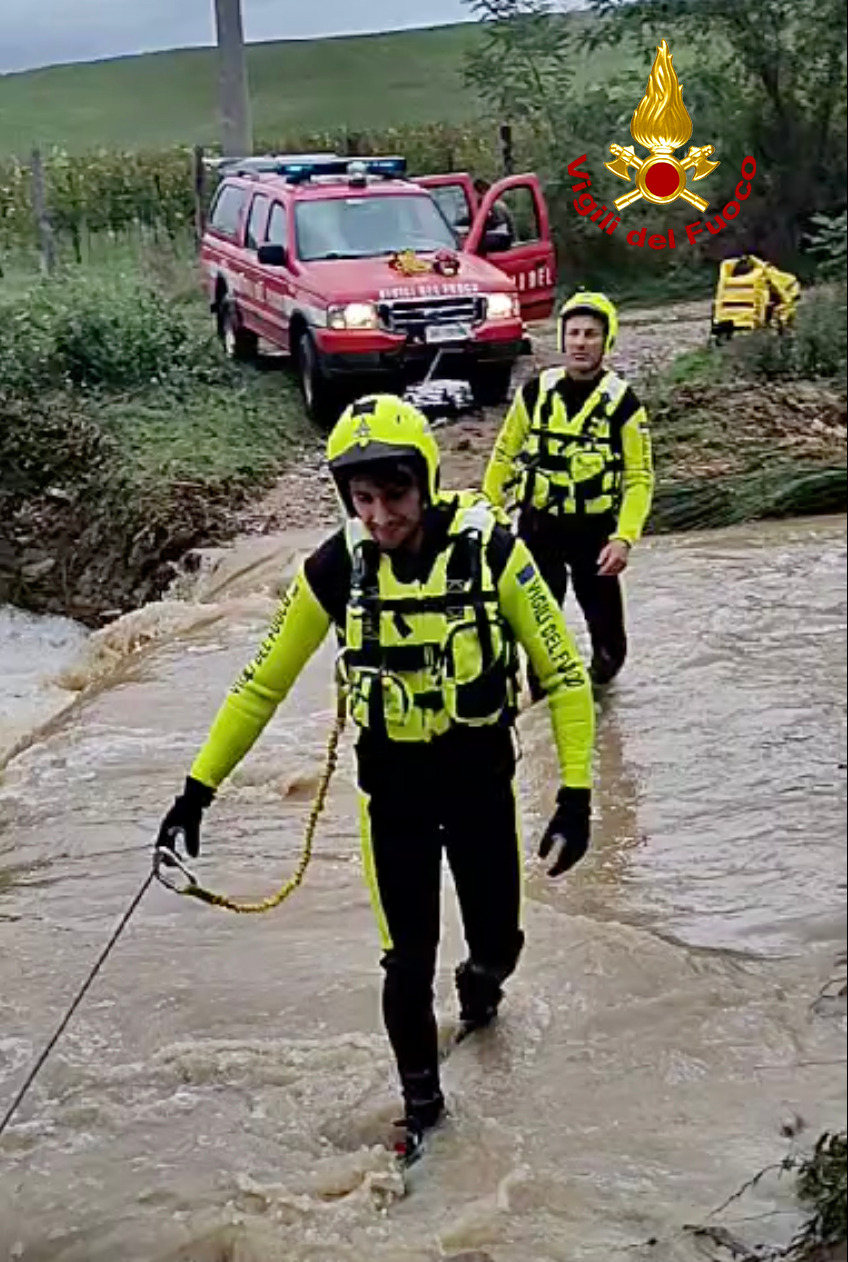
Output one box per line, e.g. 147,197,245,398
720,287,847,384
0,272,220,393
792,286,848,381
793,1131,847,1258
804,210,848,282
0,390,113,503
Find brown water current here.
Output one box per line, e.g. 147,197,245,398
0,516,845,1262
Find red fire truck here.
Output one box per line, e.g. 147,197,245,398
200,154,556,421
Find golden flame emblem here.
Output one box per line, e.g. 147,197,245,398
388,249,433,277
605,40,719,213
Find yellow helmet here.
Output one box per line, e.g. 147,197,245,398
326,394,441,509
557,291,619,354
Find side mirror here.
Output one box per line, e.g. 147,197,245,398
257,243,289,267
481,228,513,254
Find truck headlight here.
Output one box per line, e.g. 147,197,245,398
485,292,520,320
327,302,379,330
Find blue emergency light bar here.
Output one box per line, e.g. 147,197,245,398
283,155,407,182
222,154,407,182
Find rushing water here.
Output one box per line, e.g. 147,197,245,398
0,516,845,1262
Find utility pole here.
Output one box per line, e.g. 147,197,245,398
213,0,252,157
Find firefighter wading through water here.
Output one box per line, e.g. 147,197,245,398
484,292,654,691
157,395,595,1163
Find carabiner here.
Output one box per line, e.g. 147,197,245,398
152,842,198,895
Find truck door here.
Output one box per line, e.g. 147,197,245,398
464,175,556,322
240,192,274,338
260,201,296,353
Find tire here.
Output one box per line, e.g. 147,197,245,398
217,297,258,362
296,331,343,425
470,361,514,408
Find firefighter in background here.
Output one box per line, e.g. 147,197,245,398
157,396,595,1163
474,177,516,249
483,292,654,691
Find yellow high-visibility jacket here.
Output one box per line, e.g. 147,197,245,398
483,368,654,545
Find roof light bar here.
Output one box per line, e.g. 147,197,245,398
218,153,407,182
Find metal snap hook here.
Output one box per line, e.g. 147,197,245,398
152,840,198,894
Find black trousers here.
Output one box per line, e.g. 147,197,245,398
519,507,628,693
355,725,524,1092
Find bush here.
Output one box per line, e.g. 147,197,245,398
793,1131,847,1257
0,391,112,503
804,210,848,281
721,287,847,384
0,271,219,394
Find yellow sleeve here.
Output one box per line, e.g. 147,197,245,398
498,539,595,789
614,405,654,545
190,566,332,789
482,384,532,507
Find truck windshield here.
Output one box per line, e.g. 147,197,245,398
294,194,457,262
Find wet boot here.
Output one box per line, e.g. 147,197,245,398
455,960,504,1037
394,1069,445,1166
589,647,622,688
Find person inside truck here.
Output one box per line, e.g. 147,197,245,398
474,177,515,250
156,394,594,1165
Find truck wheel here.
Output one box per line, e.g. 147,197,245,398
218,298,258,362
297,332,342,425
470,362,514,407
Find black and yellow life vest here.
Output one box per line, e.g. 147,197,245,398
338,493,518,742
516,368,628,516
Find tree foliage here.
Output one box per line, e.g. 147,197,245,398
461,1,575,142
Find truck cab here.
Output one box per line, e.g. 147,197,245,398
200,154,556,422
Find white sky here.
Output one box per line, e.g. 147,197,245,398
0,0,471,74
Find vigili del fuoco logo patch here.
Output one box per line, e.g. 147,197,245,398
568,39,757,250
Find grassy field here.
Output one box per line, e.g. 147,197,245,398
0,16,650,156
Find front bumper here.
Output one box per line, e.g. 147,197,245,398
314,327,530,379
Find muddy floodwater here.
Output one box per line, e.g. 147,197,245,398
0,515,845,1262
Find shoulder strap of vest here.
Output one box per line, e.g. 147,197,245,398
535,367,567,433
455,498,496,539
345,517,368,554
598,370,627,413
446,497,496,669
540,366,567,395
345,520,377,591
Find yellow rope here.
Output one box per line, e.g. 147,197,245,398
176,688,346,914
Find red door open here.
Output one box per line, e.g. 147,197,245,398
464,174,557,322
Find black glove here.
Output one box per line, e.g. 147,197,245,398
156,777,215,858
538,787,591,877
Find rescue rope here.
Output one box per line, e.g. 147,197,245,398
154,687,347,914
0,870,156,1139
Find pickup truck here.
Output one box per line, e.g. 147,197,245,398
200,154,556,422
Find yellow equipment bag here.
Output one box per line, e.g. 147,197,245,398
712,254,800,339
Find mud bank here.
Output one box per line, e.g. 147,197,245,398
3,301,845,625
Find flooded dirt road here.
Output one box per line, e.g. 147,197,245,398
0,515,845,1262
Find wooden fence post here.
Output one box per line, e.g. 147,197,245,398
192,145,207,252
30,148,56,275
499,123,514,177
